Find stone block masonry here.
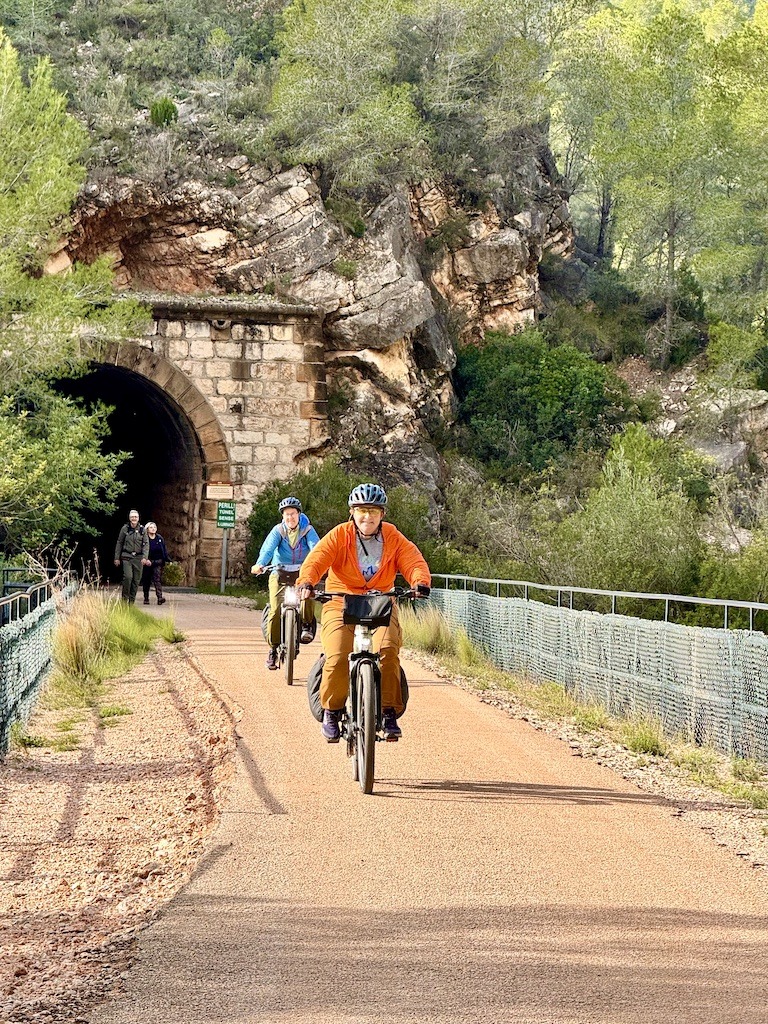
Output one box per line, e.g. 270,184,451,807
107,294,327,583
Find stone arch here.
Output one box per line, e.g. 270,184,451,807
89,341,231,585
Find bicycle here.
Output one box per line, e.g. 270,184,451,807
314,586,415,794
258,566,303,685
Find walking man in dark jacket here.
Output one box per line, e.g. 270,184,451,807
114,509,150,603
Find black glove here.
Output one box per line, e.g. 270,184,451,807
416,584,431,598
298,583,316,600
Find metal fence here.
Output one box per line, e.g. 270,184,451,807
430,580,768,762
0,576,78,754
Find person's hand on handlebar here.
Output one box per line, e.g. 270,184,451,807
415,584,431,598
250,563,265,575
298,583,316,600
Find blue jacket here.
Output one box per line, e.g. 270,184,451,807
257,513,319,570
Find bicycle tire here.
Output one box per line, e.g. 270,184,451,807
283,610,297,686
356,661,376,794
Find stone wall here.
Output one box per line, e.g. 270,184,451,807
100,295,326,582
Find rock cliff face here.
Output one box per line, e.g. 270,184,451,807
51,158,571,494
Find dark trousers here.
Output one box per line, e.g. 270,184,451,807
121,558,143,603
142,562,164,602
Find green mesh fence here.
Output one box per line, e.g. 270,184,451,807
0,584,77,753
431,588,768,761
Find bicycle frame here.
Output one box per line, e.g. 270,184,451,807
316,587,415,793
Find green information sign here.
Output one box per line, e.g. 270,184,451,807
216,501,236,529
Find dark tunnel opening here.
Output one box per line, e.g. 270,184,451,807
57,364,204,585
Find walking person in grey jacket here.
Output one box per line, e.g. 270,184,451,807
113,509,150,603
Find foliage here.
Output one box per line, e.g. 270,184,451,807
0,29,86,269
332,258,357,280
246,457,434,569
602,423,713,509
705,321,768,389
699,525,768,604
620,716,669,757
0,386,126,554
150,96,179,127
549,429,704,594
324,197,367,237
0,30,147,557
1,258,148,391
162,561,187,587
270,0,427,192
48,590,179,706
435,473,550,581
454,328,633,480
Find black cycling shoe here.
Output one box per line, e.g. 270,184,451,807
381,708,401,741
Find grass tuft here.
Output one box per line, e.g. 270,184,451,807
402,602,768,809
620,717,669,756
45,591,182,712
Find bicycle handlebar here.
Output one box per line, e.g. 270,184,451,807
313,586,423,603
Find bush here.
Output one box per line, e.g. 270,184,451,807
550,468,703,595
454,329,634,481
246,458,434,572
325,197,366,237
332,258,357,279
163,561,186,587
150,96,179,127
699,527,768,605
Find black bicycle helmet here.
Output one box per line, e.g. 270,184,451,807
278,496,302,512
348,483,388,508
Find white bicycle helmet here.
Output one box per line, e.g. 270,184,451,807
348,483,388,508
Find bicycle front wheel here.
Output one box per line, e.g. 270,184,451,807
355,661,376,794
283,611,297,686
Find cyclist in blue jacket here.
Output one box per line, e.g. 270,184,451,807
251,496,320,670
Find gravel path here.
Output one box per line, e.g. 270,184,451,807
1,593,767,1024
0,629,236,1024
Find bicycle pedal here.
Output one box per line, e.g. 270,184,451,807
383,734,399,742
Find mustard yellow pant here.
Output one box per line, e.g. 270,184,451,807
320,600,404,714
266,571,314,647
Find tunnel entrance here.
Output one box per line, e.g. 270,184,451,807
59,363,205,586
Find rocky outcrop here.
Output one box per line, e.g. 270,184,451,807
49,158,570,494
409,177,572,342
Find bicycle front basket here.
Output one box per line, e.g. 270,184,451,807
343,594,392,628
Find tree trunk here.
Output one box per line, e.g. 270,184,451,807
595,183,614,260
664,205,676,364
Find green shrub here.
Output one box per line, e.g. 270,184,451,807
163,561,186,587
246,458,433,569
325,197,367,237
399,603,457,656
455,329,634,481
150,97,179,127
332,258,357,279
550,470,702,595
48,591,179,706
699,527,768,606
621,717,668,756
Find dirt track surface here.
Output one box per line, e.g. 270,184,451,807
76,593,768,1024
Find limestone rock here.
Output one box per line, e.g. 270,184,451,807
57,161,569,495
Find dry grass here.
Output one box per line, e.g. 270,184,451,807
11,591,183,753
404,603,768,809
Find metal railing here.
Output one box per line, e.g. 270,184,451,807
1,572,57,628
430,574,768,632
1,575,78,753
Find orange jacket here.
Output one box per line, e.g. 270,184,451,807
297,521,431,595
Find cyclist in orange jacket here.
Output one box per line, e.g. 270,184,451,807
298,483,431,742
